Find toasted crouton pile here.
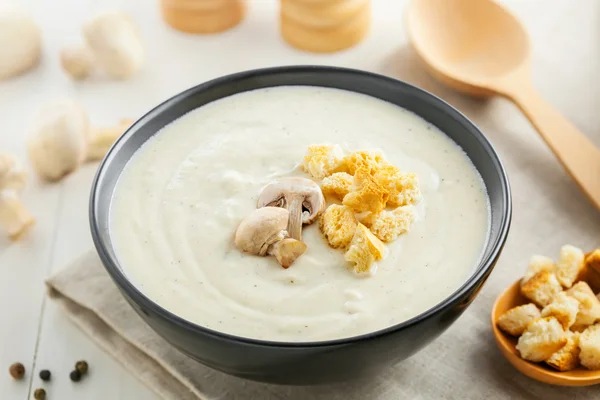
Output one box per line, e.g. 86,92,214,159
303,145,421,275
497,245,600,371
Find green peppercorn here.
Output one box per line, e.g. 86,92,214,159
9,363,25,380
33,388,46,400
75,360,88,375
69,369,81,382
39,369,51,381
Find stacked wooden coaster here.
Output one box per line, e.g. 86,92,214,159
160,0,247,34
280,0,371,53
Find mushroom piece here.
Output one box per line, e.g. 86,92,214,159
234,207,307,268
82,12,144,79
86,119,133,161
27,100,90,181
27,99,133,181
0,9,41,81
257,177,326,241
60,45,94,80
0,153,35,239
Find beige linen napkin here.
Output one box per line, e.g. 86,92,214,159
48,249,597,400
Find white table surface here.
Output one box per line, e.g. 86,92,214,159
0,0,597,398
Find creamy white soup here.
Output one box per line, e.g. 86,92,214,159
110,86,490,342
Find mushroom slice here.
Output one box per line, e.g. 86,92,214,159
234,207,307,268
257,177,325,241
268,238,308,269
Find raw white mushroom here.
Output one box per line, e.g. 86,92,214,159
60,45,94,80
86,119,133,161
83,12,144,79
27,100,133,181
257,177,326,241
0,153,35,239
0,9,41,80
234,207,308,268
27,100,90,181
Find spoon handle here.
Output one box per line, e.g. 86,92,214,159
508,85,600,210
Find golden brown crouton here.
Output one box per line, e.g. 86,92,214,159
585,249,600,273
516,317,567,362
336,150,383,175
520,270,563,307
319,204,357,249
579,324,600,370
497,303,541,336
369,206,415,243
556,245,584,288
321,172,353,200
302,144,344,180
343,167,389,214
356,211,379,228
522,255,555,285
541,292,580,330
566,282,600,329
344,223,386,275
546,331,581,371
373,164,421,207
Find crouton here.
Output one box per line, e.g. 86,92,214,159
516,317,567,362
520,270,563,307
369,206,415,242
497,303,541,336
522,255,555,285
336,150,384,175
546,331,581,371
541,292,580,330
343,167,389,214
579,324,600,370
321,172,353,200
566,282,600,329
319,204,357,249
344,223,386,275
373,164,421,207
585,249,600,273
356,211,379,227
302,144,344,180
555,245,584,288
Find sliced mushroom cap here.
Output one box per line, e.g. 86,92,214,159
257,177,326,241
234,206,307,268
234,207,289,256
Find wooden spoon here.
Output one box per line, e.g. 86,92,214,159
492,279,600,386
406,0,600,211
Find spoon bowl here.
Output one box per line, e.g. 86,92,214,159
407,0,600,211
492,279,600,387
407,0,529,96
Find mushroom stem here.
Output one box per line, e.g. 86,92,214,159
86,119,133,161
0,191,35,240
268,238,307,269
287,196,304,241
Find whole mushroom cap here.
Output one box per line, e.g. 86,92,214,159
27,100,90,181
0,9,41,80
83,12,144,79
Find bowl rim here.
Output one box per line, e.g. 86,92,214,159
90,65,512,348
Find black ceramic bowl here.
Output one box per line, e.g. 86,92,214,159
90,66,511,385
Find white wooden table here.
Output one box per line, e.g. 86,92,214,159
0,0,596,398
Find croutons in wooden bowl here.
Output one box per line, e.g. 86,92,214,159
492,248,600,386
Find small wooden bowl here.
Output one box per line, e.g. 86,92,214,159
492,277,600,386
